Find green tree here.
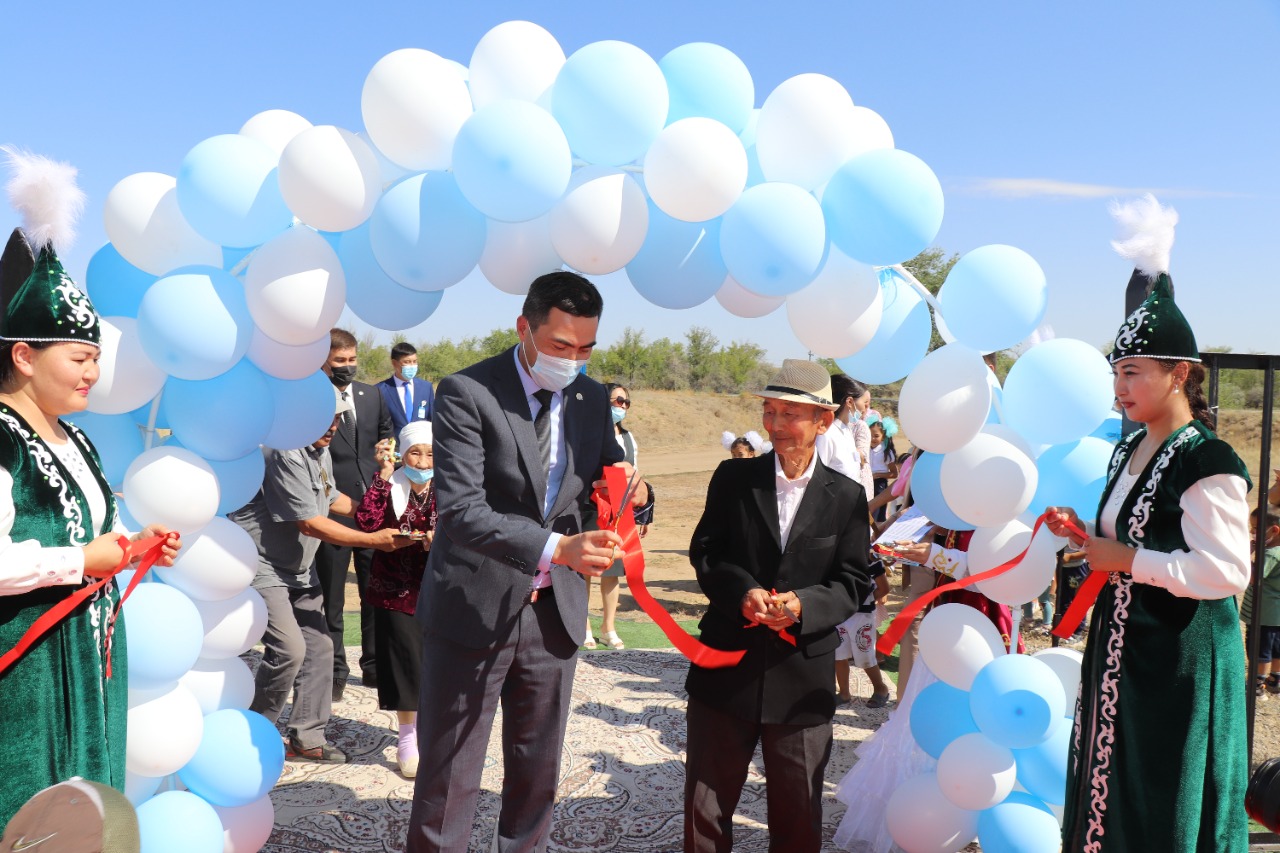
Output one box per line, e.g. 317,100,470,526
639,337,689,390
685,326,720,390
479,328,519,359
902,247,959,352
593,327,648,386
356,333,390,383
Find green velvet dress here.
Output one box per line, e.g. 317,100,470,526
0,405,125,826
1062,421,1250,852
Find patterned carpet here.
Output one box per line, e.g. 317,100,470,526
264,649,890,853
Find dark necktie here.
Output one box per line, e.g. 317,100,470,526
533,389,553,473
340,390,356,445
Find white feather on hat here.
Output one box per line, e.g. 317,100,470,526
1110,194,1178,276
2,146,85,252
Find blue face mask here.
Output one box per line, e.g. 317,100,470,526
401,364,418,381
611,406,627,424
404,466,433,485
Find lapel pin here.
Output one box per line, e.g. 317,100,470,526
575,392,583,400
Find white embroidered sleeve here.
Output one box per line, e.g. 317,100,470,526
1130,474,1251,599
927,544,968,579
0,466,85,595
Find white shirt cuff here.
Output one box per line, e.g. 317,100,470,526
533,532,562,588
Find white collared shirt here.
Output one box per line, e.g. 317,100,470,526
396,377,414,416
775,450,819,549
512,346,566,587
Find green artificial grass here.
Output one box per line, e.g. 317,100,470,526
342,611,703,651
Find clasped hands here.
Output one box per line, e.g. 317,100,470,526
1044,506,1135,575
741,587,800,631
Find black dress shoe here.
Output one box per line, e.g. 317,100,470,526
332,681,345,703
361,672,377,690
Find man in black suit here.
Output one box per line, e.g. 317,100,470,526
683,359,871,853
406,272,649,853
377,341,435,433
314,327,394,700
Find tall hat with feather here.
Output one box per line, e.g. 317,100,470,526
0,146,100,347
1108,194,1198,365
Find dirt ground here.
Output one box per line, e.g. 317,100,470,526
347,389,1280,763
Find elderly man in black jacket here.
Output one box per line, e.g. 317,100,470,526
684,359,872,853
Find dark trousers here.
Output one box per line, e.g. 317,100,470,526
683,696,833,853
314,542,376,684
407,591,578,853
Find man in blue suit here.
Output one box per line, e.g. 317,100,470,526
378,341,435,433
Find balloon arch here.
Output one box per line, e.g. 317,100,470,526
73,20,1119,852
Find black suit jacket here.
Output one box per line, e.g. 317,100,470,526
328,380,394,528
416,347,623,648
686,453,870,726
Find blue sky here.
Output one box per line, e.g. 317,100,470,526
4,1,1277,361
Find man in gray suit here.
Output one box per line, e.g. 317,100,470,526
407,272,649,853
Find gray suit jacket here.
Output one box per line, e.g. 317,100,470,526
416,347,623,648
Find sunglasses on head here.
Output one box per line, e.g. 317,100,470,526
611,396,630,408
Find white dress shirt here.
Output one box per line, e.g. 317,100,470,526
396,377,414,416
775,450,819,549
513,347,567,587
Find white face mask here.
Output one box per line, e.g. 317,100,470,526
521,328,587,392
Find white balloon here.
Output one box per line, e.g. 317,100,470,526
785,248,884,358
88,317,167,415
885,773,979,853
937,733,1017,811
849,105,895,152
126,683,204,777
103,172,222,276
898,343,993,453
195,587,268,660
240,109,313,156
362,48,474,170
643,118,747,222
756,74,872,191
971,519,1062,606
480,216,563,295
549,166,649,275
213,795,276,853
469,21,566,109
179,656,256,714
246,327,329,380
715,275,784,318
124,769,164,807
244,227,346,346
918,603,1008,691
940,430,1038,527
278,126,381,232
154,516,258,602
123,446,220,536
1032,647,1085,712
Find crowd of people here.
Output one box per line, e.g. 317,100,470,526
2,216,1275,853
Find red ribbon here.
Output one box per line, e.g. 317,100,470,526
875,512,1089,658
1050,571,1107,639
0,533,173,678
593,467,745,669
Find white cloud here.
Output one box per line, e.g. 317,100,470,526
950,177,1244,200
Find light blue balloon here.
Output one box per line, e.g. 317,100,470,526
85,243,155,318
1002,338,1115,446
939,245,1048,353
221,245,254,273
165,437,265,516
453,100,572,223
910,681,980,759
162,360,274,462
719,183,826,296
339,223,444,332
122,583,204,689
1013,719,1072,805
626,203,726,309
178,709,286,808
177,134,292,248
738,109,766,188
969,654,1066,750
976,791,1059,853
65,411,144,490
909,452,976,532
129,397,170,432
1090,410,1123,444
137,265,254,381
136,791,224,853
659,42,754,133
261,371,337,451
552,40,669,166
369,172,487,292
836,268,932,384
1032,437,1115,519
823,148,945,266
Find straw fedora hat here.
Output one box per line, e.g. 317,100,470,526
755,359,838,410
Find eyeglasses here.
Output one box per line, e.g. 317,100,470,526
611,397,631,408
